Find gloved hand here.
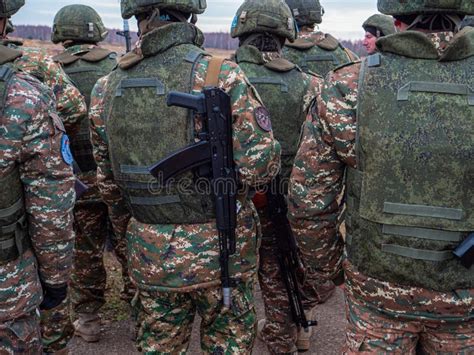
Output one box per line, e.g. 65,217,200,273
40,283,68,310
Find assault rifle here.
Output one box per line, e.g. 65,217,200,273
149,88,237,307
266,176,318,331
116,19,132,53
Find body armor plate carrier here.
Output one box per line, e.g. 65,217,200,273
346,31,474,292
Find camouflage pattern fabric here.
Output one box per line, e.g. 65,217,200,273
40,297,74,353
282,28,358,76
134,283,256,354
0,67,75,354
288,31,474,353
71,185,133,314
2,40,87,135
345,267,474,353
0,310,42,354
55,43,133,314
378,0,474,16
234,45,322,353
90,22,280,351
52,4,108,44
121,0,207,19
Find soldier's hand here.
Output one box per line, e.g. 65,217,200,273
40,283,68,310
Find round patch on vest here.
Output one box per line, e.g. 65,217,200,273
255,107,272,132
61,134,73,166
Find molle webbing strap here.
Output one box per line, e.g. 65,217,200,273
115,78,165,97
305,54,339,64
382,224,462,242
129,195,181,206
397,81,474,105
382,244,453,262
248,77,289,93
383,202,464,221
0,198,22,218
64,66,103,75
204,56,226,87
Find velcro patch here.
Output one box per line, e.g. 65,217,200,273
255,106,272,132
61,134,73,166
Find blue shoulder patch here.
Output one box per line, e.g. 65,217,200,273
231,15,238,30
61,134,74,166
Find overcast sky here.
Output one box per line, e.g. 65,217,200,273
13,0,378,40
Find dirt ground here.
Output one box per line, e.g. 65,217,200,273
69,253,347,355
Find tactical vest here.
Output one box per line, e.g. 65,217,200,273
346,30,474,292
0,47,29,265
105,24,216,225
54,46,117,172
236,45,310,180
283,32,355,76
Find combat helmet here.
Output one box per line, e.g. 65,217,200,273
363,14,396,37
0,0,24,17
52,5,108,44
231,0,297,42
285,0,324,25
121,0,206,19
378,0,474,16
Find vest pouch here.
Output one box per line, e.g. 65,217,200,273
119,170,215,225
348,54,474,292
107,45,216,225
0,168,29,265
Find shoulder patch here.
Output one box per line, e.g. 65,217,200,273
61,134,73,166
118,51,144,70
264,57,296,72
254,106,272,132
82,47,115,63
52,51,79,65
285,38,315,50
316,34,340,51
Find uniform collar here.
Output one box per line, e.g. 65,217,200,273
139,22,204,57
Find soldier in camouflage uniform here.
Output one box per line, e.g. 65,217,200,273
1,19,86,137
0,1,76,354
89,0,281,353
282,0,358,77
230,1,322,353
289,0,474,353
51,4,134,343
1,4,85,355
362,14,396,55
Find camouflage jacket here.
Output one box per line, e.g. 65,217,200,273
2,39,87,135
0,69,75,322
288,31,474,319
90,23,281,292
283,28,359,77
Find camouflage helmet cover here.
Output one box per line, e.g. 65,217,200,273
121,0,207,19
231,0,297,42
0,0,24,17
362,14,396,36
285,0,324,25
378,0,474,16
52,5,108,44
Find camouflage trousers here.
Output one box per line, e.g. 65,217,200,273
344,289,474,354
0,311,42,354
257,208,320,355
70,196,133,314
40,296,74,353
133,282,257,354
